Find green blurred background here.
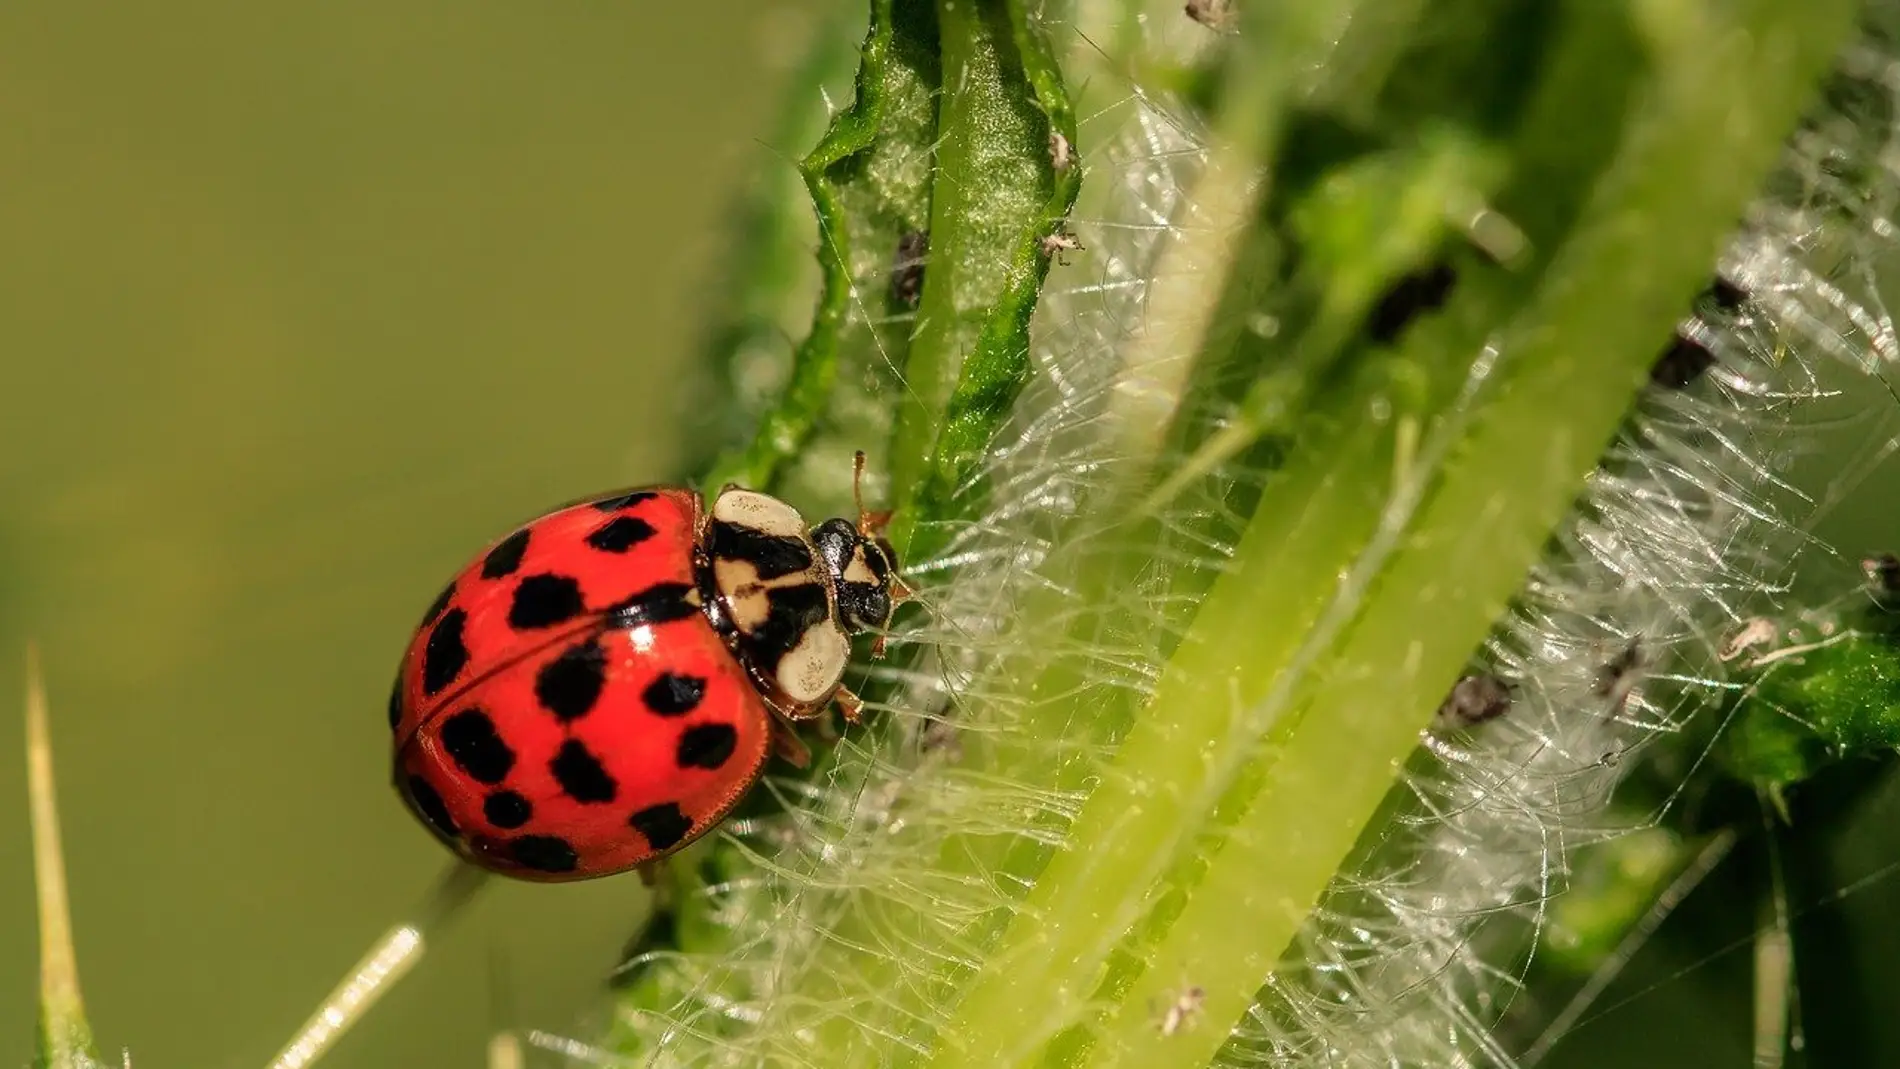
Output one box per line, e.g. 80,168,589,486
3,3,1900,1068
0,3,819,1066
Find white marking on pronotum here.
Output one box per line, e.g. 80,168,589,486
779,619,850,704
843,545,879,586
712,489,806,538
713,556,815,631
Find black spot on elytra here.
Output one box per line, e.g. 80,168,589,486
440,707,515,784
510,834,579,873
509,573,587,630
586,515,657,553
421,581,456,627
1366,261,1458,345
422,608,469,696
483,790,533,829
387,674,404,730
405,775,459,841
737,582,831,671
536,637,608,721
481,528,532,579
606,582,700,628
643,673,706,717
629,802,693,852
677,722,739,770
709,521,814,580
592,490,657,512
551,739,619,803
1651,333,1717,389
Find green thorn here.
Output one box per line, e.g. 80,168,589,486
265,860,488,1069
26,644,103,1069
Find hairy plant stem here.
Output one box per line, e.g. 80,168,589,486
932,0,1861,1065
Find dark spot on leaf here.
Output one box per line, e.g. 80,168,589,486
1651,333,1717,389
890,230,928,309
1367,261,1457,345
1706,275,1750,312
1434,674,1513,729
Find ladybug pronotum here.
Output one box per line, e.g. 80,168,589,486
388,459,902,881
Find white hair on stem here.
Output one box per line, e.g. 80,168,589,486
544,6,1900,1069
1213,25,1900,1069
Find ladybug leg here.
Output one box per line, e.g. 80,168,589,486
852,451,897,538
770,718,813,768
888,573,917,604
636,860,664,888
691,488,709,541
860,509,895,538
833,685,866,726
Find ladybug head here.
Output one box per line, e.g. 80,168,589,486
812,517,898,633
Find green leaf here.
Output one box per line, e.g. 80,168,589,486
885,0,1079,560
678,5,867,478
704,0,942,511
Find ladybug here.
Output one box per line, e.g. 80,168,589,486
388,457,902,881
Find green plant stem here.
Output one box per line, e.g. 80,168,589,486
928,1,1858,1065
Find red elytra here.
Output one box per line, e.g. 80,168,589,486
389,481,901,882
